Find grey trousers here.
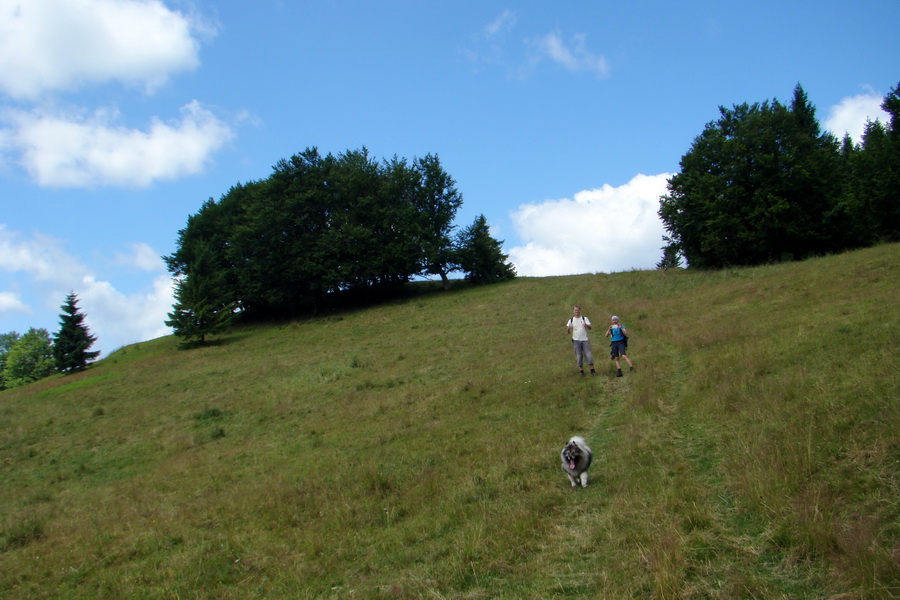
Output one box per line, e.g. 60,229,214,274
572,340,593,368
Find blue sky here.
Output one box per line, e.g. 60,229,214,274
1,0,897,356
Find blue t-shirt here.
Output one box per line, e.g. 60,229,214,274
610,325,626,342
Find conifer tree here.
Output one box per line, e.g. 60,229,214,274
166,274,235,347
53,292,100,373
456,214,517,284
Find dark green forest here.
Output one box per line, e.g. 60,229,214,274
164,148,515,344
659,82,900,268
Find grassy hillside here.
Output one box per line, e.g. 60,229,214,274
1,244,897,599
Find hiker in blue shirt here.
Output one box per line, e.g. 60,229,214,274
605,315,635,377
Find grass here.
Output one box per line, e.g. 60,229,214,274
1,244,898,599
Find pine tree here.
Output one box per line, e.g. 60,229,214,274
166,274,235,347
455,214,517,284
53,292,100,373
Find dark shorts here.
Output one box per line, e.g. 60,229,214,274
610,340,627,358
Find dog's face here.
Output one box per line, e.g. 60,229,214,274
562,442,582,470
562,437,592,487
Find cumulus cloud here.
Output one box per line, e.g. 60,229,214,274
0,226,84,283
77,272,175,353
0,0,231,188
824,90,890,144
0,226,174,355
114,242,167,272
0,0,207,99
532,30,609,78
0,291,30,314
3,100,234,187
508,173,671,276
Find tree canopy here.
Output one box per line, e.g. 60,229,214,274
3,328,55,389
0,331,21,391
165,147,513,340
659,82,900,268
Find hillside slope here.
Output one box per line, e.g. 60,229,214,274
1,244,898,599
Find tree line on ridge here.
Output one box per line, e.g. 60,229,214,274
0,293,98,390
658,82,900,268
164,148,516,345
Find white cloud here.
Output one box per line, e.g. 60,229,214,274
3,100,234,188
824,90,889,144
508,173,671,276
0,225,84,284
461,10,518,68
0,0,230,189
0,0,207,99
531,30,609,78
485,9,517,37
463,16,608,80
115,242,166,272
0,226,173,355
78,272,175,353
0,291,30,315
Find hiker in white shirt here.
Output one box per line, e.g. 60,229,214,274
566,305,596,376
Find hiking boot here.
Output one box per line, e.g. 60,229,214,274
580,370,585,377
616,369,623,377
590,369,597,376
629,366,635,372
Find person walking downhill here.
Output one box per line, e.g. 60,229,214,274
605,315,635,377
566,305,596,376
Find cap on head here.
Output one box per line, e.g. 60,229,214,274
611,315,619,321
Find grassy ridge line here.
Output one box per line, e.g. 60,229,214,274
1,244,897,599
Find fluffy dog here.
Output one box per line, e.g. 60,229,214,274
560,436,593,488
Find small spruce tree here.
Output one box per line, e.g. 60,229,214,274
166,275,235,347
656,237,684,270
53,292,100,373
455,214,517,284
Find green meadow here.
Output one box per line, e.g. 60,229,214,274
1,244,897,599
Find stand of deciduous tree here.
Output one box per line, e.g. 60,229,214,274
165,147,515,344
659,83,899,268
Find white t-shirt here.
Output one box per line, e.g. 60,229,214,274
567,316,591,341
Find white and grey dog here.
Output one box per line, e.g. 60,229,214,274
560,436,593,488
